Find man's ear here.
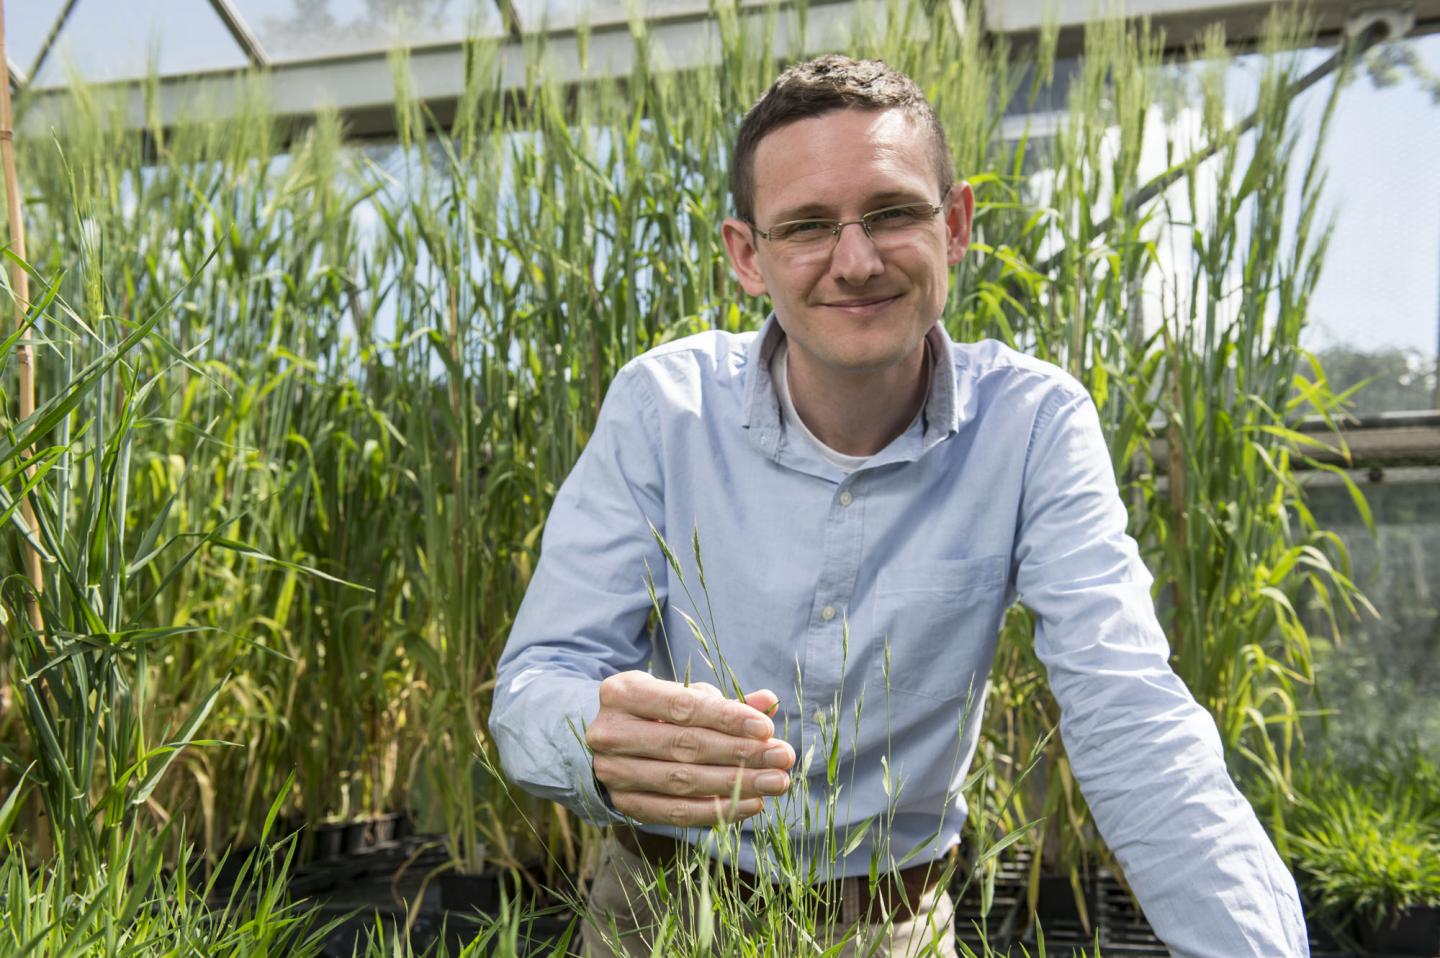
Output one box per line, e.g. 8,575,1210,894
721,217,770,297
944,181,975,266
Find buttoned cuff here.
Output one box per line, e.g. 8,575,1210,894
563,689,627,826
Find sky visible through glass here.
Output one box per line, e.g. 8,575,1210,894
23,0,251,86
1296,34,1439,356
233,0,501,59
7,4,1439,357
4,0,69,80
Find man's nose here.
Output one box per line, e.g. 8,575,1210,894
828,221,885,284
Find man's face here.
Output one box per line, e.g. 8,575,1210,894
722,108,973,379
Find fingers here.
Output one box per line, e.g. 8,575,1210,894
588,675,799,828
609,790,766,827
593,754,791,800
599,671,774,739
589,711,795,769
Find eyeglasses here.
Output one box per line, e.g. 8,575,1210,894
751,202,945,260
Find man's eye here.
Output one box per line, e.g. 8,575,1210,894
775,220,830,241
870,205,924,225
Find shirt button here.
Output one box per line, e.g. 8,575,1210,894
838,490,853,507
820,605,836,622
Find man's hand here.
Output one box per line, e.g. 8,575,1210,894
587,671,797,826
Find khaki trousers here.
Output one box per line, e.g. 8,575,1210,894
580,833,960,958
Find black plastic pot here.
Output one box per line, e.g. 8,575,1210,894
208,843,259,888
437,859,557,917
375,813,401,843
312,823,346,861
437,870,504,915
1034,874,1097,926
1356,904,1440,956
274,813,304,841
343,823,368,856
342,815,399,855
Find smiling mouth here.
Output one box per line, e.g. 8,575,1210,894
821,294,902,310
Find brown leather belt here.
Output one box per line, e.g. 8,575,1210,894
611,825,950,924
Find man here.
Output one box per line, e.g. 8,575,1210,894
490,55,1309,957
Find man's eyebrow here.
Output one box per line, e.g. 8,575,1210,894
767,190,932,223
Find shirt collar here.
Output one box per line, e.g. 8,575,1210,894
742,312,961,457
741,315,786,457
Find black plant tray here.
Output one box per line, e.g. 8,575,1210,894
208,834,1395,957
950,846,1370,958
208,833,576,957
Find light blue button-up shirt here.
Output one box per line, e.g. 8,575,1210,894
490,316,1309,957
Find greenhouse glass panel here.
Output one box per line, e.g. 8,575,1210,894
28,0,251,88
1302,471,1440,750
511,0,714,33
232,0,502,61
6,0,71,79
1294,32,1440,413
1113,34,1440,414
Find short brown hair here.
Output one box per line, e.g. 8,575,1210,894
730,54,954,224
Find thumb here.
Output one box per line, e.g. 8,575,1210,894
743,688,780,718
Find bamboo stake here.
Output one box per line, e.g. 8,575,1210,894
1,0,51,861
0,2,43,638
447,280,465,605
1166,352,1187,659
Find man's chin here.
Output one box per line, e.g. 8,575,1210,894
815,346,924,378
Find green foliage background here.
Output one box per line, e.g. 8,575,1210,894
0,0,1389,924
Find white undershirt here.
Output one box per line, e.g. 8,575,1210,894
770,339,873,474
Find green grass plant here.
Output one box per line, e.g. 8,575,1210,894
546,527,1057,957
1261,748,1440,926
0,833,340,956
944,8,1376,892
1,0,1385,939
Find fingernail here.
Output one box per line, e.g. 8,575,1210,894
756,771,787,794
744,718,770,738
765,744,791,768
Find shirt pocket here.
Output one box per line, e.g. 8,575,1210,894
869,555,1009,702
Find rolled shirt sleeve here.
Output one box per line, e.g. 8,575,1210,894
489,363,665,825
1014,386,1309,958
